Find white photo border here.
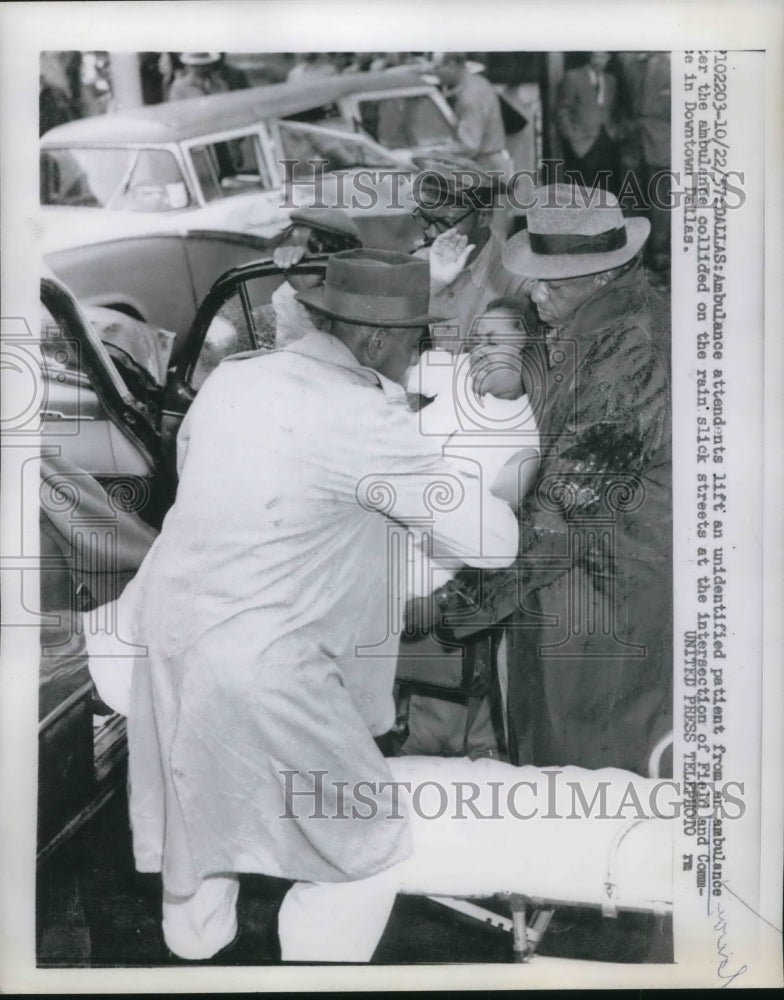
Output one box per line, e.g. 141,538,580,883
1,0,782,992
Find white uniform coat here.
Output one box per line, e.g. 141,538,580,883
128,330,518,896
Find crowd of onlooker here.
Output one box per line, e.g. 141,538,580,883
39,51,114,133
554,52,671,278
39,50,439,131
39,50,671,278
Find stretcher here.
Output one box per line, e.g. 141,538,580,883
387,755,674,962
85,612,674,965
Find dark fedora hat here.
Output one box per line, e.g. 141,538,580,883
296,249,447,327
503,184,650,279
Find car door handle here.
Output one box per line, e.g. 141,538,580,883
41,410,96,422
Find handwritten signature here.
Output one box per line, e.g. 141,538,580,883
713,901,748,987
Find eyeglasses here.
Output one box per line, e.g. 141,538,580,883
412,203,477,233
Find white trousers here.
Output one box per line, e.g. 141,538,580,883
277,865,401,962
163,875,240,960
162,865,401,963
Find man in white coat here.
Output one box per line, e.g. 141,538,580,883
126,249,520,962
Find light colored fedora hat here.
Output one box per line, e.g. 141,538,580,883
503,184,650,279
296,248,447,328
180,52,221,66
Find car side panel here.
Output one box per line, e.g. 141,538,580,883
45,235,199,335
46,231,279,338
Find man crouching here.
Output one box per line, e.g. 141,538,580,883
126,249,520,963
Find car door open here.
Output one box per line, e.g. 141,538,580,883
161,257,328,477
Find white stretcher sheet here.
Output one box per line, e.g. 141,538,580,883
389,755,673,912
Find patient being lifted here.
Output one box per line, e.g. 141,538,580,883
406,298,541,602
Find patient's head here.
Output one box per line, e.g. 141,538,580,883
468,297,531,399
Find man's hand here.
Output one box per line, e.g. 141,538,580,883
273,244,307,269
429,229,475,292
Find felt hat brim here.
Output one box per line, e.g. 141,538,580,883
296,284,447,328
503,217,651,279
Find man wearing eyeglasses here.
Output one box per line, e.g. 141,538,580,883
396,157,538,760
410,156,536,351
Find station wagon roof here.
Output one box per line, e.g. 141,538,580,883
41,67,434,145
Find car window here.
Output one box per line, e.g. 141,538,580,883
41,300,169,428
190,274,284,390
188,133,273,203
358,95,455,149
40,147,191,212
277,122,399,183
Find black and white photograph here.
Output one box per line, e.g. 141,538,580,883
1,1,782,992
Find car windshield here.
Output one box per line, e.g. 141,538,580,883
40,147,191,212
358,94,455,150
276,122,401,182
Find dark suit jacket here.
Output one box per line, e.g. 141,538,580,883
556,64,619,158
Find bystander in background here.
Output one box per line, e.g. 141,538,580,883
618,52,672,281
556,51,620,193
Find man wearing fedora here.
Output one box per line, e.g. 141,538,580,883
126,249,520,962
470,183,672,776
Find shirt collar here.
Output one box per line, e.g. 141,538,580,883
281,329,409,404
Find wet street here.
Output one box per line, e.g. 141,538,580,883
37,775,672,969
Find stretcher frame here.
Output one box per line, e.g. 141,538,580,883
412,734,675,962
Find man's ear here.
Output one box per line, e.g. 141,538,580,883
364,328,388,362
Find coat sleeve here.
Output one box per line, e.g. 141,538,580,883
356,396,520,570
604,73,620,138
